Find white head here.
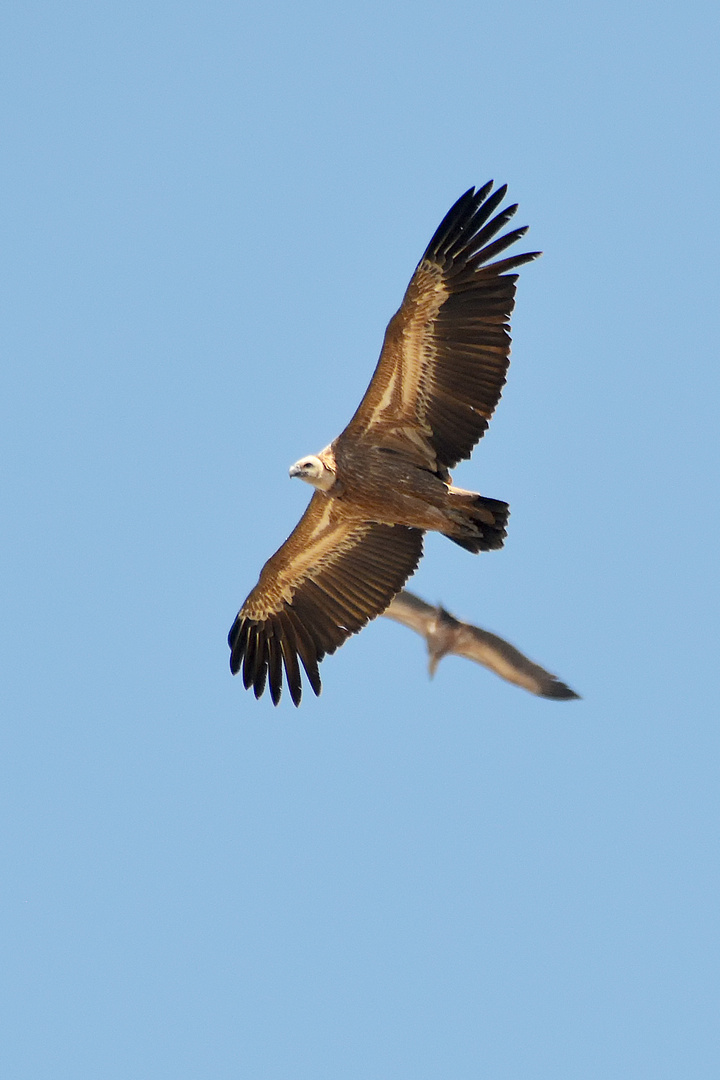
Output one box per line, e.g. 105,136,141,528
288,453,336,492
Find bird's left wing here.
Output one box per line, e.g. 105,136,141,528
382,589,437,636
341,183,539,471
450,622,580,700
228,492,423,706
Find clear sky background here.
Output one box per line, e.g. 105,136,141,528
2,2,719,1077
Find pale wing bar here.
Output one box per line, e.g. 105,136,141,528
228,524,423,706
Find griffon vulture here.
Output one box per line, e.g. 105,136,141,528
382,590,580,700
229,182,539,705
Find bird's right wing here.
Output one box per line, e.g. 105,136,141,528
228,494,423,706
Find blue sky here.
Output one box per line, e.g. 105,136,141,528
2,1,720,1076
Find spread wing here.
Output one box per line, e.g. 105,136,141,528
228,494,423,706
448,621,580,700
383,590,580,700
342,183,539,471
382,589,438,636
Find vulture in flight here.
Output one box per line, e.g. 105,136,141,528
229,182,539,705
382,590,580,700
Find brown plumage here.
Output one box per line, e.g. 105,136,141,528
382,590,580,700
229,183,539,705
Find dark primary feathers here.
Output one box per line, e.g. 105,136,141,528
228,494,423,706
343,182,539,471
229,183,538,705
383,590,580,701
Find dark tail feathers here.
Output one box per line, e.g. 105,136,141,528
445,494,509,552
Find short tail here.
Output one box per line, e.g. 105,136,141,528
444,492,509,552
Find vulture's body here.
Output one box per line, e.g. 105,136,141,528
229,183,539,705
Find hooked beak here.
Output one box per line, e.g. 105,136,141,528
289,463,303,479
